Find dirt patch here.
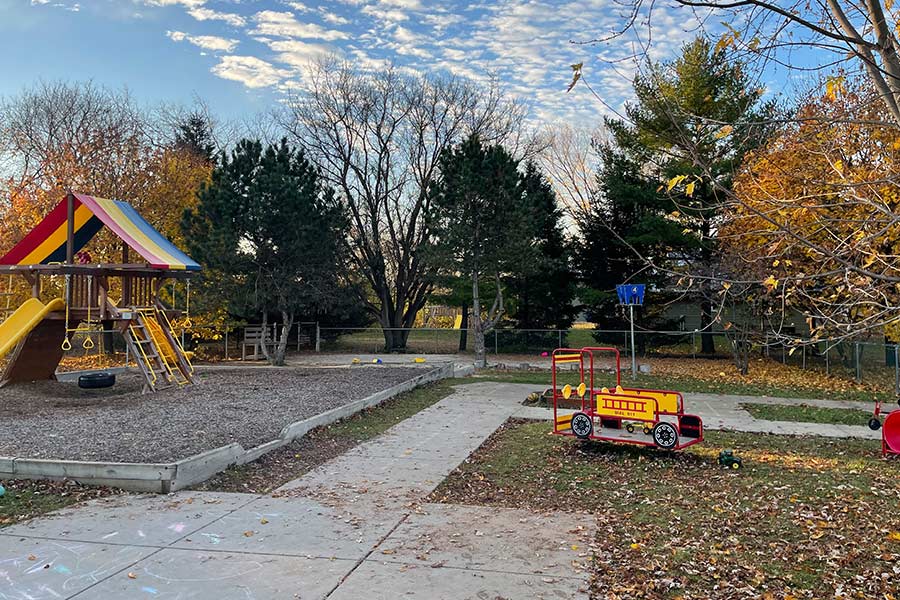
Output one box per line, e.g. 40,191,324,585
0,365,433,463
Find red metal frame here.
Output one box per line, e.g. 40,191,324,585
550,346,704,451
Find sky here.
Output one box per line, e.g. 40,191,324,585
0,0,713,126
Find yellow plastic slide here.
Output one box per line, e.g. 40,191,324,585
0,297,65,359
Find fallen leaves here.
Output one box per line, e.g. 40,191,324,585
431,420,900,600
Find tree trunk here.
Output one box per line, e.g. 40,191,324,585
472,271,486,368
700,298,715,354
260,311,272,364
273,311,293,366
458,304,469,352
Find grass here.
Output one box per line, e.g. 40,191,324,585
742,402,872,426
197,379,459,493
430,420,900,599
0,480,118,528
475,368,892,403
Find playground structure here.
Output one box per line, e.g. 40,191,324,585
551,346,704,450
0,192,199,393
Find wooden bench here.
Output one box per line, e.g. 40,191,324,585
242,324,277,360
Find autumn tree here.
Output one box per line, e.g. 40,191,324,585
183,139,347,366
281,60,534,352
720,77,900,343
0,81,210,255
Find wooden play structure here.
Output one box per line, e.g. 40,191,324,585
0,192,199,392
551,347,704,450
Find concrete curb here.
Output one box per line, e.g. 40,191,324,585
0,363,453,493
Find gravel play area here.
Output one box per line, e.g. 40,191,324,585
0,366,434,463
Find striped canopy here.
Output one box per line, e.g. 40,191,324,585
0,193,200,271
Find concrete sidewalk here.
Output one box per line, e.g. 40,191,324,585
0,382,592,600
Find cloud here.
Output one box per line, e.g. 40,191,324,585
187,7,245,27
211,55,291,88
360,5,408,22
266,39,333,67
380,0,422,8
252,10,349,40
142,0,206,7
167,30,239,52
320,10,350,25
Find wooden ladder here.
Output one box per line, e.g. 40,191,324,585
125,307,192,393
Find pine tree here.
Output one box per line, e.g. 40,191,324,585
182,139,347,365
427,135,533,367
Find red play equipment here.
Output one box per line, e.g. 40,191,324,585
870,397,900,457
550,347,703,450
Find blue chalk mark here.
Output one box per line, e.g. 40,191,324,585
53,564,72,575
141,587,159,595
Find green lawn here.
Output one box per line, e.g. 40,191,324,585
0,480,117,528
475,369,891,403
430,420,899,599
742,402,872,426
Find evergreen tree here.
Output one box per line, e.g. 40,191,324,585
427,135,533,367
174,112,216,163
182,139,347,365
578,37,771,350
506,161,577,332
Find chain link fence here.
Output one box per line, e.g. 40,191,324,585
311,325,900,394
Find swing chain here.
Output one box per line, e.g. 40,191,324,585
82,275,95,349
61,273,72,351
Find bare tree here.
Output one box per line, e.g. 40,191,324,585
537,123,604,221
281,59,533,351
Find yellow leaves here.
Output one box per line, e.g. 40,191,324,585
825,75,846,101
667,174,687,191
833,159,844,175
762,275,778,291
566,62,583,93
888,531,900,542
685,181,696,197
714,125,734,140
722,281,732,290
629,542,642,550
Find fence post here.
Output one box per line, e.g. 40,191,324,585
855,342,861,383
494,329,498,355
801,344,806,370
692,331,696,359
825,343,829,376
224,329,229,361
895,345,899,396
315,323,321,352
558,329,562,349
782,343,786,364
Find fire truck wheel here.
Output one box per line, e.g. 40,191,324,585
625,423,635,433
868,417,882,431
652,422,678,450
571,412,593,440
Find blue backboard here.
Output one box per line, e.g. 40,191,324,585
616,284,645,306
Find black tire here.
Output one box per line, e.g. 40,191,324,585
868,417,882,431
652,422,679,450
625,423,635,433
571,412,593,440
78,372,116,389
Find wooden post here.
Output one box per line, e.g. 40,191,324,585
66,192,75,265
32,273,40,299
